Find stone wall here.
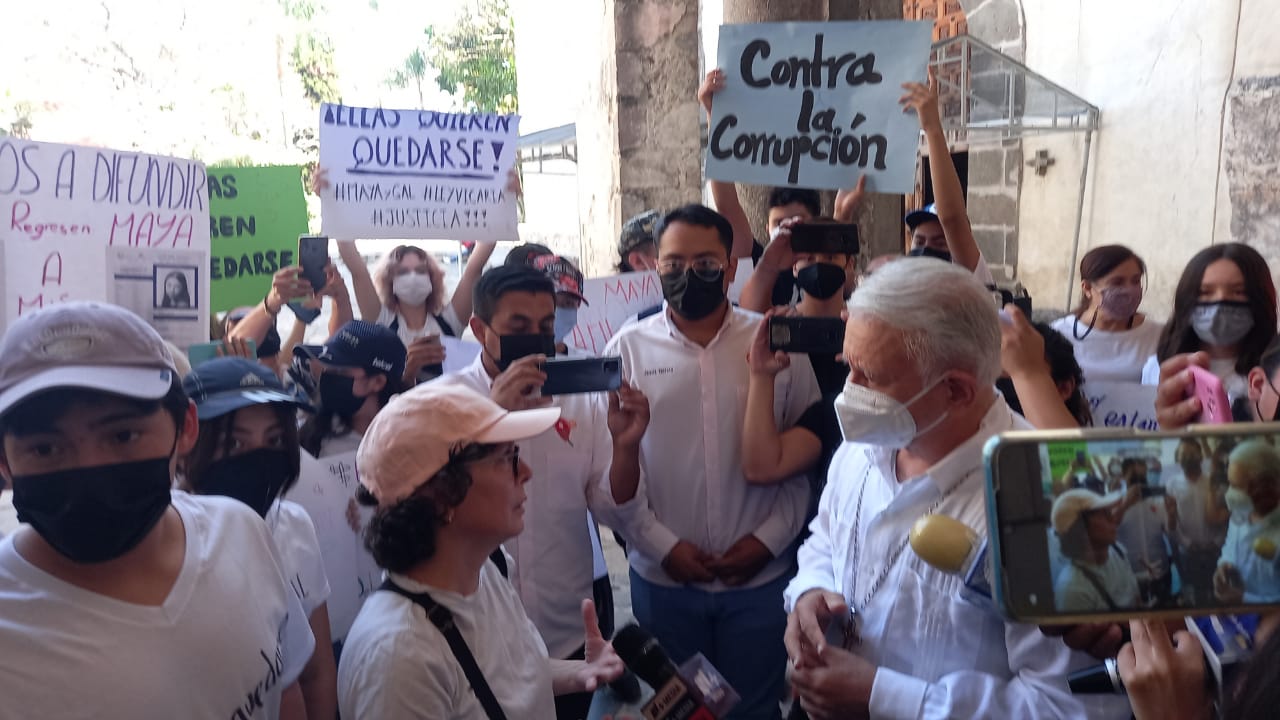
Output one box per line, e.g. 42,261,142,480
1225,76,1280,257
575,0,624,278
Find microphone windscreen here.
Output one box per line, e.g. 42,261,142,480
612,624,677,688
910,514,980,574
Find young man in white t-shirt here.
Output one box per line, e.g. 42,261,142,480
0,302,314,719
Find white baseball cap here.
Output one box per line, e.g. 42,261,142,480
0,302,177,419
357,382,560,506
1051,488,1125,536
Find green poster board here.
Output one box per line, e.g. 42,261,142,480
208,165,308,313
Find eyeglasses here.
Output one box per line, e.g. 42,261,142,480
657,258,726,281
478,445,521,480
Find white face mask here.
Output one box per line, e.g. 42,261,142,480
393,273,433,306
554,307,579,342
1226,487,1254,518
833,376,949,448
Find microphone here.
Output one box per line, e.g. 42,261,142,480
611,624,739,720
1067,657,1124,694
908,514,996,613
586,676,653,720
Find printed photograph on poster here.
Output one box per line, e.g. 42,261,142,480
154,266,198,311
108,248,209,347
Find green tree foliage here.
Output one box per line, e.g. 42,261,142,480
424,0,517,114
280,0,341,108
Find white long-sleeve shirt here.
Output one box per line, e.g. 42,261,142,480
785,399,1098,720
431,355,622,658
603,305,820,590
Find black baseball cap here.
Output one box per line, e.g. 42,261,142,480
295,320,407,381
904,203,940,231
183,357,309,421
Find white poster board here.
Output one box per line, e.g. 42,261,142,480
0,138,210,340
288,450,381,644
566,271,664,355
1085,381,1160,432
706,21,933,193
319,104,520,241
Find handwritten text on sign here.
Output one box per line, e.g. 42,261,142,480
1086,381,1160,432
567,271,664,355
208,165,308,312
319,104,520,241
705,21,933,193
0,138,209,330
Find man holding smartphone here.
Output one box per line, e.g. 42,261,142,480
430,265,646,720
784,260,1100,719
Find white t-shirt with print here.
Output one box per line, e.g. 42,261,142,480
0,491,314,719
1049,315,1164,385
338,561,555,720
268,499,332,617
375,305,461,349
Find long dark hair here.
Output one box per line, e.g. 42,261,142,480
184,404,301,496
161,271,192,308
1225,624,1280,718
1156,244,1277,375
1072,245,1145,316
1040,323,1093,427
300,371,404,457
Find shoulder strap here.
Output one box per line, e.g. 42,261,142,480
389,315,400,332
488,548,508,578
436,313,457,337
379,579,509,720
1074,562,1120,611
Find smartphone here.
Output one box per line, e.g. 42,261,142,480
768,316,845,355
988,284,1033,318
541,356,623,396
1186,365,1232,424
298,235,330,292
286,300,321,325
790,223,859,256
187,339,258,368
986,424,1280,625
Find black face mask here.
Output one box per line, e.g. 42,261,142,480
795,263,846,300
496,333,556,371
910,246,953,263
319,373,366,419
661,269,726,320
12,455,174,564
200,448,293,517
257,326,282,358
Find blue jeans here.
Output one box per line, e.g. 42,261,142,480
629,569,788,720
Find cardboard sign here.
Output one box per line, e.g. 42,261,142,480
706,21,933,193
566,271,664,355
1086,381,1160,432
0,138,210,341
208,166,308,313
318,104,520,241
288,450,381,644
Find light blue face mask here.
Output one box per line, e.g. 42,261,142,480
554,307,579,343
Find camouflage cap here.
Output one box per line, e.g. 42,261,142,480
618,209,661,257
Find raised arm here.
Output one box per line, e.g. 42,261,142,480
1001,306,1081,429
447,241,494,326
228,266,313,347
700,69,754,260
901,80,981,272
336,240,382,323
742,313,822,483
739,219,797,313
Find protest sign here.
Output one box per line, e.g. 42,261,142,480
566,271,664,355
318,104,520,242
1085,381,1159,432
706,21,933,193
0,138,211,342
288,450,381,644
208,165,308,313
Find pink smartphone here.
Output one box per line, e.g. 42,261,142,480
1186,365,1231,424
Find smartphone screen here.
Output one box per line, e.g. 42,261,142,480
768,317,845,355
298,235,330,292
987,425,1280,623
541,357,623,396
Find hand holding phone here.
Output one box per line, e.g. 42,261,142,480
406,335,446,381
768,316,845,355
541,356,623,396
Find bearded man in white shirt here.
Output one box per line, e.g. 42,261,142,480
606,204,820,720
783,260,1095,720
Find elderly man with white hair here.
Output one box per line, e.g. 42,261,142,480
783,259,1099,720
1216,440,1280,603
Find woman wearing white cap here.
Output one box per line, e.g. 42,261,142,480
337,383,624,719
1052,488,1141,613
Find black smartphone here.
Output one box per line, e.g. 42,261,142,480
986,424,1280,625
298,235,330,292
541,356,623,396
768,316,845,355
988,284,1033,317
790,223,859,256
